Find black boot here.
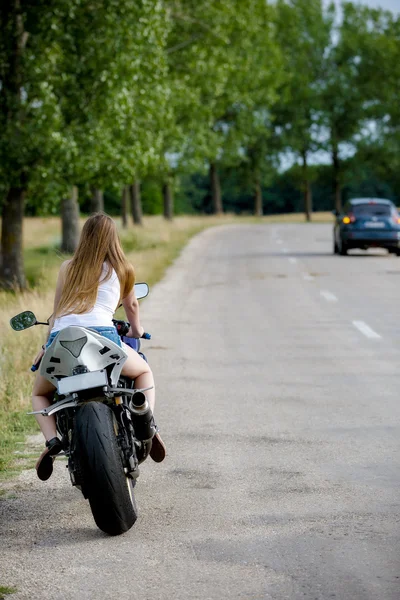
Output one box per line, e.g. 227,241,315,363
35,437,63,481
149,432,166,463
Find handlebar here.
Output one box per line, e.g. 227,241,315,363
112,319,151,340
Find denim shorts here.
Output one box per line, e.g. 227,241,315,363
46,326,122,348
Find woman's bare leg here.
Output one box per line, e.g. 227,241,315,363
121,344,155,411
32,374,57,441
121,345,165,461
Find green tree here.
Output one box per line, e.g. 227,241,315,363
204,0,280,214
163,0,280,216
273,0,331,221
0,0,64,288
354,8,400,190
0,0,170,287
52,0,169,239
319,1,395,212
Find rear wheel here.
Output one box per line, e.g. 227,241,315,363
339,238,348,255
75,401,138,535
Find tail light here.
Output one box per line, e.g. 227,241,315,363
393,214,400,225
343,214,355,224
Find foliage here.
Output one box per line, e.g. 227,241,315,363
1,0,400,225
0,586,17,599
0,1,64,191
273,0,330,160
178,154,400,216
161,0,281,178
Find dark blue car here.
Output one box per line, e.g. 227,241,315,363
333,198,400,256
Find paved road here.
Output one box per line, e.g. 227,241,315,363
1,223,399,600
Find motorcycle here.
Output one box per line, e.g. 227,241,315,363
10,282,154,536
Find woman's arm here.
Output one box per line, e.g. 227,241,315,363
122,288,144,338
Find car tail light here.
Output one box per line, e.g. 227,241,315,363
392,214,400,225
343,214,355,224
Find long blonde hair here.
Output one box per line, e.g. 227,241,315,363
55,213,134,317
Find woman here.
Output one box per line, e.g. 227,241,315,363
32,213,166,481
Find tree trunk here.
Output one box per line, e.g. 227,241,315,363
121,186,129,228
0,0,27,123
61,186,80,254
90,188,104,213
209,162,223,214
130,180,143,225
332,145,341,213
163,182,174,220
254,177,263,217
0,2,28,290
0,186,26,289
302,151,312,222
304,181,312,223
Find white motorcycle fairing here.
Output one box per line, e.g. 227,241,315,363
40,326,128,388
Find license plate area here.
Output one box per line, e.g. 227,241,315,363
57,370,108,395
364,221,385,228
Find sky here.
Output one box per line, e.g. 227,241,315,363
359,0,399,10
334,0,399,12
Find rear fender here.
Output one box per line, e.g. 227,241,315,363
40,326,128,386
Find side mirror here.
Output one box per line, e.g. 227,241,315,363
10,310,37,331
134,282,149,300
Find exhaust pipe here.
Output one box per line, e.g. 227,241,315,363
128,392,156,442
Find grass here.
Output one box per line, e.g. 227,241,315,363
0,587,17,599
0,211,333,477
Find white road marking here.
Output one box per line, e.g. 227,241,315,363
352,321,382,340
320,290,338,302
288,257,297,264
303,274,314,281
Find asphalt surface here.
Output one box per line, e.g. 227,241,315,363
1,223,399,600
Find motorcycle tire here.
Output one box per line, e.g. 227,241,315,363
75,401,138,536
339,239,348,256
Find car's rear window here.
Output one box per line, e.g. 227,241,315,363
352,204,391,217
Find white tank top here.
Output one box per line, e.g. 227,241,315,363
52,265,121,333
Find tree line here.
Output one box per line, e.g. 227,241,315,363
1,0,399,289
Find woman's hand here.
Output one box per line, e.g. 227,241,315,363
126,325,144,339
32,346,45,367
